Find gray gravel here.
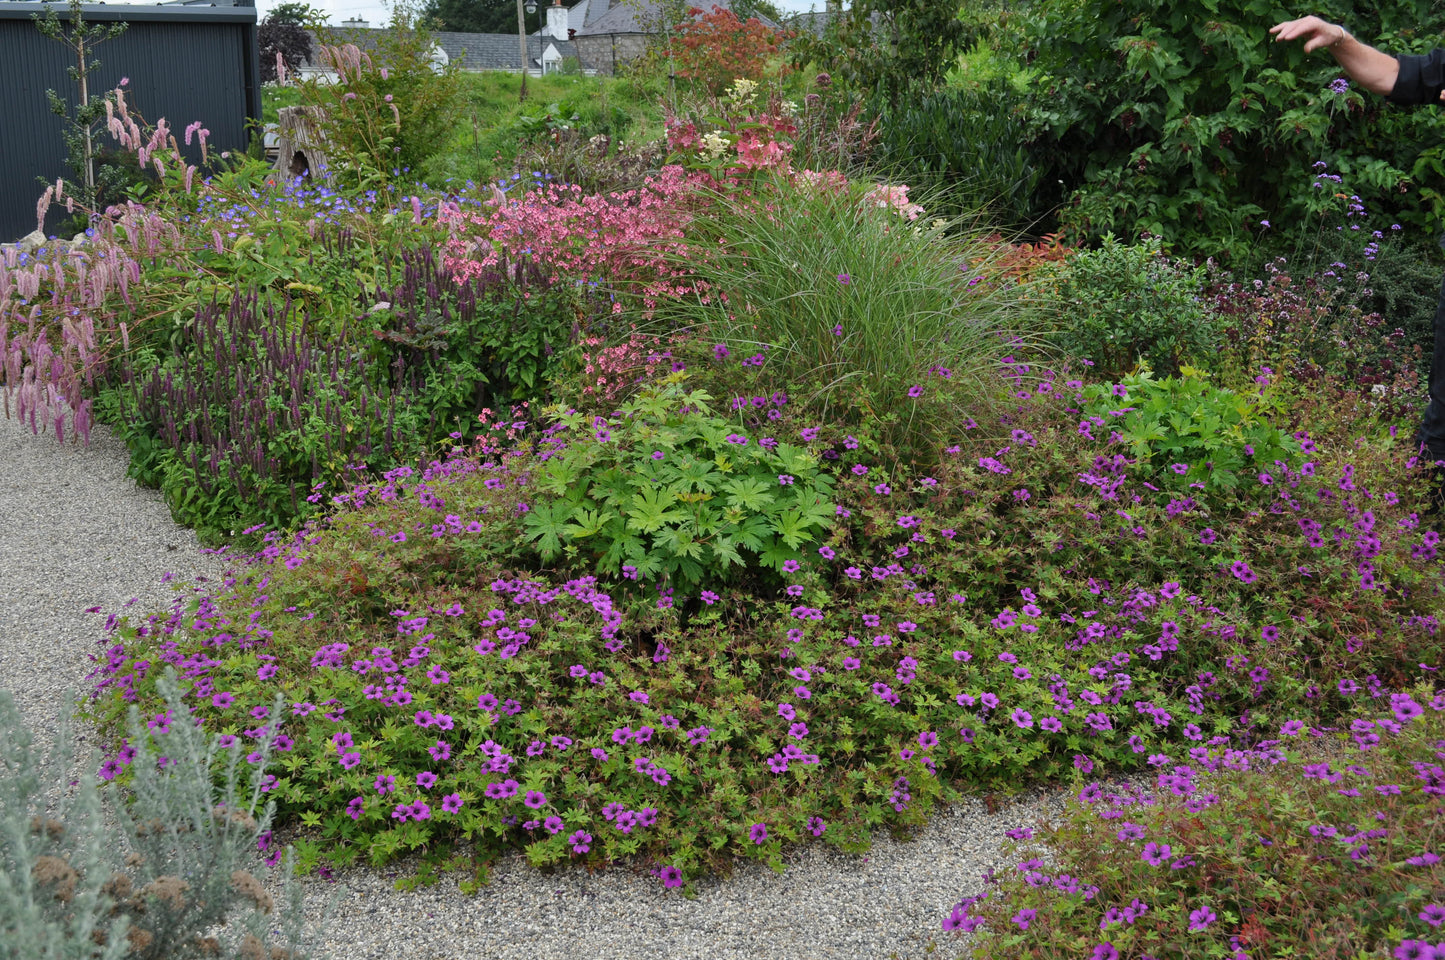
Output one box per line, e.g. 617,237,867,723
0,408,1084,960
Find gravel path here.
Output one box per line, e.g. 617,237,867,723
0,409,1079,960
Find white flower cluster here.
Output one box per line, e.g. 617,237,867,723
699,131,731,162
726,77,759,107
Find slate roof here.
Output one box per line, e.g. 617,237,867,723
301,27,576,72
302,0,804,74
574,0,779,38
434,31,577,71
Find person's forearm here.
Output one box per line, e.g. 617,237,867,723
1328,29,1399,96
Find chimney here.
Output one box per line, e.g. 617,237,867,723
341,16,369,28
547,0,569,40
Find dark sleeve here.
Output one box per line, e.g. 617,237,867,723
1387,48,1445,105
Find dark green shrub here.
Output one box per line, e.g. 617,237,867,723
1042,235,1220,380
869,79,1050,230
785,0,967,98
1350,231,1443,388
1007,0,1445,260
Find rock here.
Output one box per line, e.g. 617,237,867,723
16,230,47,252
0,230,52,261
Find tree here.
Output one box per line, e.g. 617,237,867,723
32,0,127,222
266,2,321,27
670,5,786,95
416,0,539,35
259,11,314,83
731,0,783,22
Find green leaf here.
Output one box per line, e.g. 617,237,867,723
626,486,687,534
723,476,776,512
521,501,573,561
563,507,608,540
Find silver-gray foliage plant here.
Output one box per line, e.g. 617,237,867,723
0,668,340,959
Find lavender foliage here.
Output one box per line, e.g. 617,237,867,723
1,669,335,959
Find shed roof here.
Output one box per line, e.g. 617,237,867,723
0,0,255,23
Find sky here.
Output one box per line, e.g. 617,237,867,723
251,0,832,29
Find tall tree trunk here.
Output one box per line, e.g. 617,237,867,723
77,32,94,196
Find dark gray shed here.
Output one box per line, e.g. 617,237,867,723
0,0,261,242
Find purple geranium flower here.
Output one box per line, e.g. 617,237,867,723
1116,822,1144,841
1142,841,1172,866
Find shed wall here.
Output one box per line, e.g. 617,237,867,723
0,4,258,242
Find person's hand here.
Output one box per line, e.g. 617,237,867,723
1269,15,1346,53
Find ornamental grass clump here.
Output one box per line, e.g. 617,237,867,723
656,169,1049,457
81,349,1444,891
950,685,1445,960
1,670,331,959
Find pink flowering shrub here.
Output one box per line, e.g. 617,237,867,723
792,167,851,195
861,182,924,221
560,331,694,408
663,81,799,179
2,81,212,446
437,166,715,311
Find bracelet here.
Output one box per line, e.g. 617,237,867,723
1329,25,1349,48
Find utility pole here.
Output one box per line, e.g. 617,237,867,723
516,0,530,102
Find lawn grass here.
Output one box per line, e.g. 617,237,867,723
264,70,667,189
